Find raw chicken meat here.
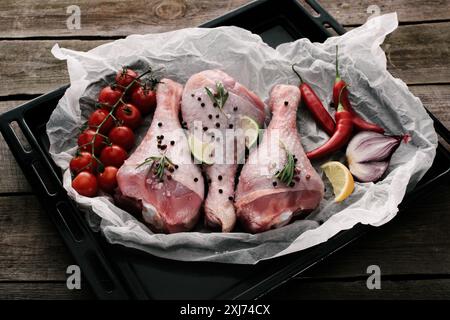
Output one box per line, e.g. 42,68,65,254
181,70,265,232
117,79,204,233
235,84,324,233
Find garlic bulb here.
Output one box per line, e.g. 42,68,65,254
346,131,402,182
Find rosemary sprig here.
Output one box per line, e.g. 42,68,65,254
136,154,174,180
205,82,229,110
274,144,296,186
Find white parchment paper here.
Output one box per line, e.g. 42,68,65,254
47,13,437,264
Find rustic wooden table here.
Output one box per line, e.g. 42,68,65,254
0,0,449,299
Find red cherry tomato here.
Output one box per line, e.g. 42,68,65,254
114,103,142,130
115,67,139,89
72,172,98,197
98,166,118,193
100,144,127,168
78,129,106,155
98,86,123,110
70,152,97,174
108,126,135,151
130,86,157,115
88,109,114,134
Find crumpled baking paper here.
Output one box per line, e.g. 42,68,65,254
47,13,437,264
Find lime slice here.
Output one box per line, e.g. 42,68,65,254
188,134,215,165
239,116,260,148
321,161,355,202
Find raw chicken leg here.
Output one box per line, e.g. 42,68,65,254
117,79,204,233
181,70,265,232
235,84,324,233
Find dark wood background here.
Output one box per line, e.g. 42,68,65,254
0,0,449,299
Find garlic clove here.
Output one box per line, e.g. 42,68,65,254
348,160,389,183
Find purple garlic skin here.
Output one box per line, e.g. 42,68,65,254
346,131,402,182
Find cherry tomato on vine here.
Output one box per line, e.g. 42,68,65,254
100,144,127,168
88,109,114,134
108,126,135,151
114,103,142,130
98,166,118,193
130,85,157,115
72,172,98,197
115,67,139,89
70,151,97,174
98,85,123,110
78,129,106,155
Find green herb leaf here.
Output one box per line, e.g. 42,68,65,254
205,82,229,110
274,146,295,186
136,154,174,181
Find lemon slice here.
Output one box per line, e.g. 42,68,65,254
188,134,215,165
239,116,260,148
321,161,354,202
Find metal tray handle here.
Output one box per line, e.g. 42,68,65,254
0,106,131,299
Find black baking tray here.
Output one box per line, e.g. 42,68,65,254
0,0,449,300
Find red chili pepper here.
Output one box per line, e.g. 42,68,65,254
292,65,335,136
332,46,385,134
307,86,353,160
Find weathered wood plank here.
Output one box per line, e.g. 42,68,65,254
0,195,74,281
0,101,32,193
0,40,107,97
383,23,450,85
316,0,450,26
267,278,450,300
0,282,93,300
0,0,251,38
1,22,449,96
409,85,450,129
3,278,450,300
1,0,449,38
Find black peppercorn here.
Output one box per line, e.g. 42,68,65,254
215,123,220,128
201,103,205,107
194,177,198,182
284,101,288,106
208,114,213,119
158,122,162,127
197,97,201,101
170,140,175,146
218,189,223,194
218,175,223,181
228,124,233,129
228,196,234,201
272,181,277,187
